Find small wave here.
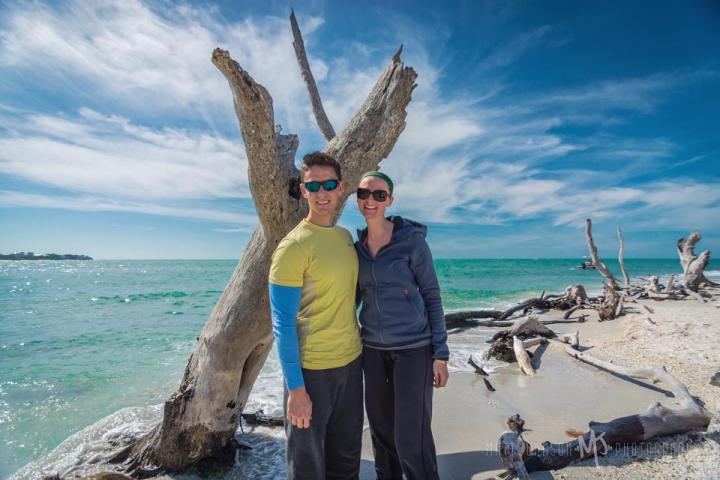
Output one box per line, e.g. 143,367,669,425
9,405,162,480
94,291,189,303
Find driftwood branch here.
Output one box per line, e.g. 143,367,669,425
616,225,630,287
212,49,301,232
499,292,545,320
585,219,620,289
325,45,417,220
520,344,711,472
677,230,719,290
513,336,535,375
290,10,336,141
498,415,531,480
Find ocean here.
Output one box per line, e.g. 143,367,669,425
0,258,713,478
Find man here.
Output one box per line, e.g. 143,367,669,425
269,151,363,480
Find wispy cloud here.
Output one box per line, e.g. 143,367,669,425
0,108,249,200
0,190,257,224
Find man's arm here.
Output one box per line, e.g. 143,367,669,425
269,283,303,389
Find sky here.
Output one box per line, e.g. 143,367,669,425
0,0,719,259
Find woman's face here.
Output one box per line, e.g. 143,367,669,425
357,176,393,221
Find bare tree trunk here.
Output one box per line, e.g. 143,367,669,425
677,230,719,290
598,283,621,320
117,15,417,474
585,219,620,289
616,225,630,287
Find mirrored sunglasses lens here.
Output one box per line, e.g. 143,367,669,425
322,180,339,191
304,181,321,192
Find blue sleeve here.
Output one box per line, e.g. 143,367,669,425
269,283,304,390
410,236,449,359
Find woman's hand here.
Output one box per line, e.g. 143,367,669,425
432,359,449,388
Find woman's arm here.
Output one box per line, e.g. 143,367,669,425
410,235,449,360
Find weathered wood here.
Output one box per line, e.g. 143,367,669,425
555,331,580,348
585,219,620,289
614,291,625,317
509,315,556,337
665,274,676,293
290,10,336,141
522,344,711,472
445,309,503,327
677,230,719,289
522,337,548,349
498,415,531,480
499,292,545,320
241,410,283,427
118,24,417,474
598,283,621,320
617,225,630,288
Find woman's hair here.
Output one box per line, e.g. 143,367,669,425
300,151,342,180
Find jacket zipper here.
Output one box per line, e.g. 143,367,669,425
371,261,384,343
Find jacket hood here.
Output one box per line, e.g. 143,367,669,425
356,215,427,244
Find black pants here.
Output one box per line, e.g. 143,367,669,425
283,355,363,480
362,345,439,480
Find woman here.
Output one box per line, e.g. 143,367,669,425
354,171,449,480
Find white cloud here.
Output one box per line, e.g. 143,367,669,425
0,109,248,200
0,0,325,130
0,190,258,224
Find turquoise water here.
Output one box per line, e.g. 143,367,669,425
0,258,710,477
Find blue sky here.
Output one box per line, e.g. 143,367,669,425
1,0,718,259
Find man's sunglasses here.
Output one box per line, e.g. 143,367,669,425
356,188,389,202
304,179,340,192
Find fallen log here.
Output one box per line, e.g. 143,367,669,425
499,292,545,320
445,309,503,328
520,344,711,472
240,410,283,427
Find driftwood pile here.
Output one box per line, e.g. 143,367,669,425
496,333,712,478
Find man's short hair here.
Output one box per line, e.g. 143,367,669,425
300,151,342,180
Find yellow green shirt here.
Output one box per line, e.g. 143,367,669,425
269,219,361,369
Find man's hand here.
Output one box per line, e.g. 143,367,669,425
287,385,312,428
433,359,449,388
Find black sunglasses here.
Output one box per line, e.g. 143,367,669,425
356,188,389,202
304,179,340,192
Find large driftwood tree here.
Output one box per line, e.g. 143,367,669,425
118,12,417,474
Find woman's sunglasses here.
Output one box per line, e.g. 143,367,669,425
356,188,389,202
304,179,340,192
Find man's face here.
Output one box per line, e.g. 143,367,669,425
300,165,344,219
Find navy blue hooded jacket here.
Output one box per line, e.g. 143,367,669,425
355,216,449,359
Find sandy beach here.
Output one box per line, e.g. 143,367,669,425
359,294,720,479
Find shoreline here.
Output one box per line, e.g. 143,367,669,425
8,272,719,479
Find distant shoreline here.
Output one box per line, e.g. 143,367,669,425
0,253,93,260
